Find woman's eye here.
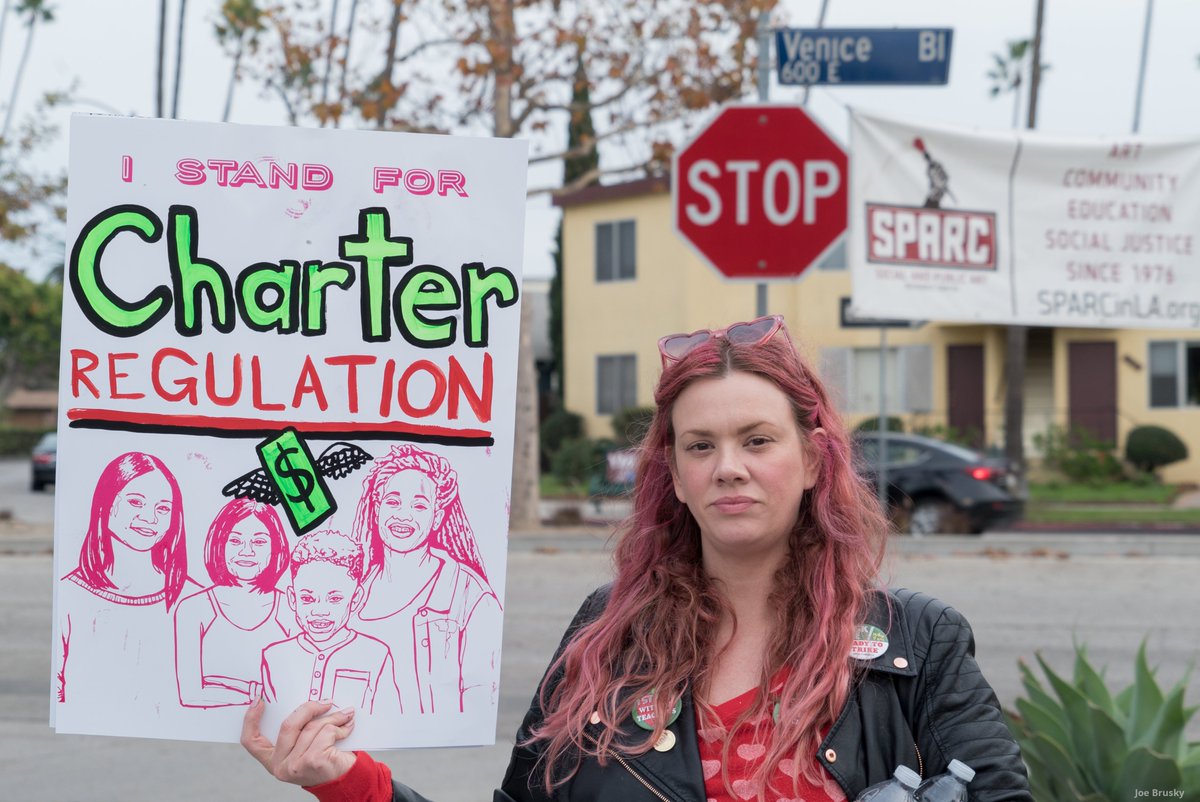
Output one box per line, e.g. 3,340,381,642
686,441,711,452
747,436,771,447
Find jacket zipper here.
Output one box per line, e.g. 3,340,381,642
914,742,924,778
612,752,673,802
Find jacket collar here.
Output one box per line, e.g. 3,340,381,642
853,589,918,677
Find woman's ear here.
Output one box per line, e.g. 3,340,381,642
801,427,826,491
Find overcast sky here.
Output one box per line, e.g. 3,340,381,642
6,0,1200,279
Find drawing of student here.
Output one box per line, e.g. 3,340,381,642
56,451,200,711
351,444,501,715
174,499,296,708
260,530,402,716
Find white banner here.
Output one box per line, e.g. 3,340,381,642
51,115,527,748
849,110,1200,329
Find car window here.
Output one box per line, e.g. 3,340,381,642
36,433,56,450
855,437,929,467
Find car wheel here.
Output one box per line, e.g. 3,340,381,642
31,478,44,492
908,499,950,536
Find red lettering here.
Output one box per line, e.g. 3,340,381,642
397,360,446,418
291,355,330,411
325,354,377,414
205,352,243,406
251,355,285,411
447,353,492,423
71,349,100,399
379,359,396,417
152,348,199,404
108,352,145,400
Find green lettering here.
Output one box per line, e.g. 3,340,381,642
395,266,460,348
461,262,518,347
303,260,354,335
168,205,235,335
339,208,412,342
67,205,171,337
237,261,299,333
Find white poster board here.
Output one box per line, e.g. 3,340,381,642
849,109,1200,329
51,114,528,748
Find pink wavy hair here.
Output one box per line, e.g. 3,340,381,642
531,330,889,796
74,452,190,609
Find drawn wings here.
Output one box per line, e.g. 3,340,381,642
221,442,374,504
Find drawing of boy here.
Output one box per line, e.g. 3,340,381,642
260,530,402,716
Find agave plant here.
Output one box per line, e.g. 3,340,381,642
1006,643,1200,800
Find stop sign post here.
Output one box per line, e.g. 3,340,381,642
673,104,848,280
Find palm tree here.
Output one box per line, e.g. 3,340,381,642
986,39,1031,129
171,0,188,118
2,0,53,141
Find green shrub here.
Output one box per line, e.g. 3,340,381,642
611,405,655,447
1125,425,1188,474
1033,425,1124,485
539,408,585,469
854,416,903,433
552,437,598,486
0,427,51,456
1007,643,1200,800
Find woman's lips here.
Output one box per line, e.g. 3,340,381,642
712,496,755,513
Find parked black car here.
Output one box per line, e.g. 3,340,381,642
31,432,56,492
852,432,1023,535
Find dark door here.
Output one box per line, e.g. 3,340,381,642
947,344,985,449
1068,341,1117,445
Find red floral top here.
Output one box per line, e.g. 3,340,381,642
697,678,847,802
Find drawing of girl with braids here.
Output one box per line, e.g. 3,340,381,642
350,444,501,715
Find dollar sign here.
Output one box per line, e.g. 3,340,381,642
274,447,317,513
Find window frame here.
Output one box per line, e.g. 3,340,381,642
594,219,637,283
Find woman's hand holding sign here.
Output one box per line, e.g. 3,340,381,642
241,698,356,788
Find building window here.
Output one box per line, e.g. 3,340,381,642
820,345,932,414
1149,341,1200,407
597,354,636,414
595,220,636,282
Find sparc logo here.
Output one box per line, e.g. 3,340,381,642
865,137,998,270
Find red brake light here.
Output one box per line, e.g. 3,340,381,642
968,466,993,481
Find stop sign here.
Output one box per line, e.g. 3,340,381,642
673,104,848,279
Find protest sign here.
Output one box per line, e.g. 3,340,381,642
849,109,1200,329
50,115,528,749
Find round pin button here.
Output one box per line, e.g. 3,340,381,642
849,624,889,660
631,690,682,731
588,711,601,726
893,657,909,669
653,730,677,752
824,748,838,763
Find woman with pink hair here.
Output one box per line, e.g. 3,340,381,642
174,498,295,708
56,451,199,712
244,317,1030,800
348,444,501,715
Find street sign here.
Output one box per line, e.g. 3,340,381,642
672,104,847,280
776,28,953,86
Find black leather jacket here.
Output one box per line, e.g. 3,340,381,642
391,585,1031,802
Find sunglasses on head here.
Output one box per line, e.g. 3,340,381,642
657,314,788,367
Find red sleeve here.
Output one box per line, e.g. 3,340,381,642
304,751,393,802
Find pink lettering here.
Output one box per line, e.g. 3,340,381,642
175,158,206,185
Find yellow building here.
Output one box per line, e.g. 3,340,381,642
554,177,1200,484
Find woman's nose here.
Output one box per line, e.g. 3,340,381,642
713,449,747,484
